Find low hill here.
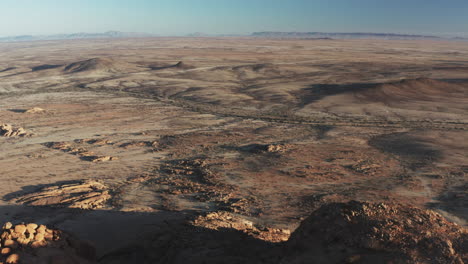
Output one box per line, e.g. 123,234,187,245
356,78,466,103
64,57,142,74
298,78,467,118
252,31,447,40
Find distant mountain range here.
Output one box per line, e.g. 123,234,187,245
0,31,466,43
251,32,467,41
0,31,155,42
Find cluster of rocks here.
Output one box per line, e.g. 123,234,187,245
24,107,46,114
0,124,28,137
193,211,290,243
348,159,381,175
85,156,116,162
119,140,158,149
243,143,286,153
0,222,96,264
44,141,117,162
156,159,262,214
14,180,111,210
75,139,113,146
193,160,267,215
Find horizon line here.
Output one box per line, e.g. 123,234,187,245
1,30,467,41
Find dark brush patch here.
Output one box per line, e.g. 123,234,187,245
31,64,63,71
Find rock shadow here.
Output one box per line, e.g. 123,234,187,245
295,82,377,106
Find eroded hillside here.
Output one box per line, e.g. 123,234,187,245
0,38,466,263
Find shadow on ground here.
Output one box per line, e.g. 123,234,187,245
368,132,442,169
0,203,278,264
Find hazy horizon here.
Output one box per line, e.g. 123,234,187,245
1,0,468,38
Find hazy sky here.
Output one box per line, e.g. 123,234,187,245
1,0,467,37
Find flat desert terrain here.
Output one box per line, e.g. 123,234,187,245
0,38,466,263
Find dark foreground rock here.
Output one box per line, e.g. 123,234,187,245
281,201,467,264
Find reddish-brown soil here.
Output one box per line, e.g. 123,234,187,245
0,38,466,263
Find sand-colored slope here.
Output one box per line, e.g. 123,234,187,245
299,78,467,119
64,57,144,75
356,78,466,104
166,63,304,83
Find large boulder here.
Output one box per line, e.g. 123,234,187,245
282,201,467,264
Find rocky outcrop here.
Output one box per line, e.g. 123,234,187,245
193,211,290,243
44,141,117,162
0,222,96,264
13,180,111,210
0,124,29,137
282,201,467,264
24,107,46,114
243,143,286,153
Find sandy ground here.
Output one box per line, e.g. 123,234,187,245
0,37,466,262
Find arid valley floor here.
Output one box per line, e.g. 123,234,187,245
0,38,467,263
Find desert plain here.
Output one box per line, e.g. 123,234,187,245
0,37,466,263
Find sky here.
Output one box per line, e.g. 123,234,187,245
0,0,467,37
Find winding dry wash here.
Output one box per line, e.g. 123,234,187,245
0,38,467,263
